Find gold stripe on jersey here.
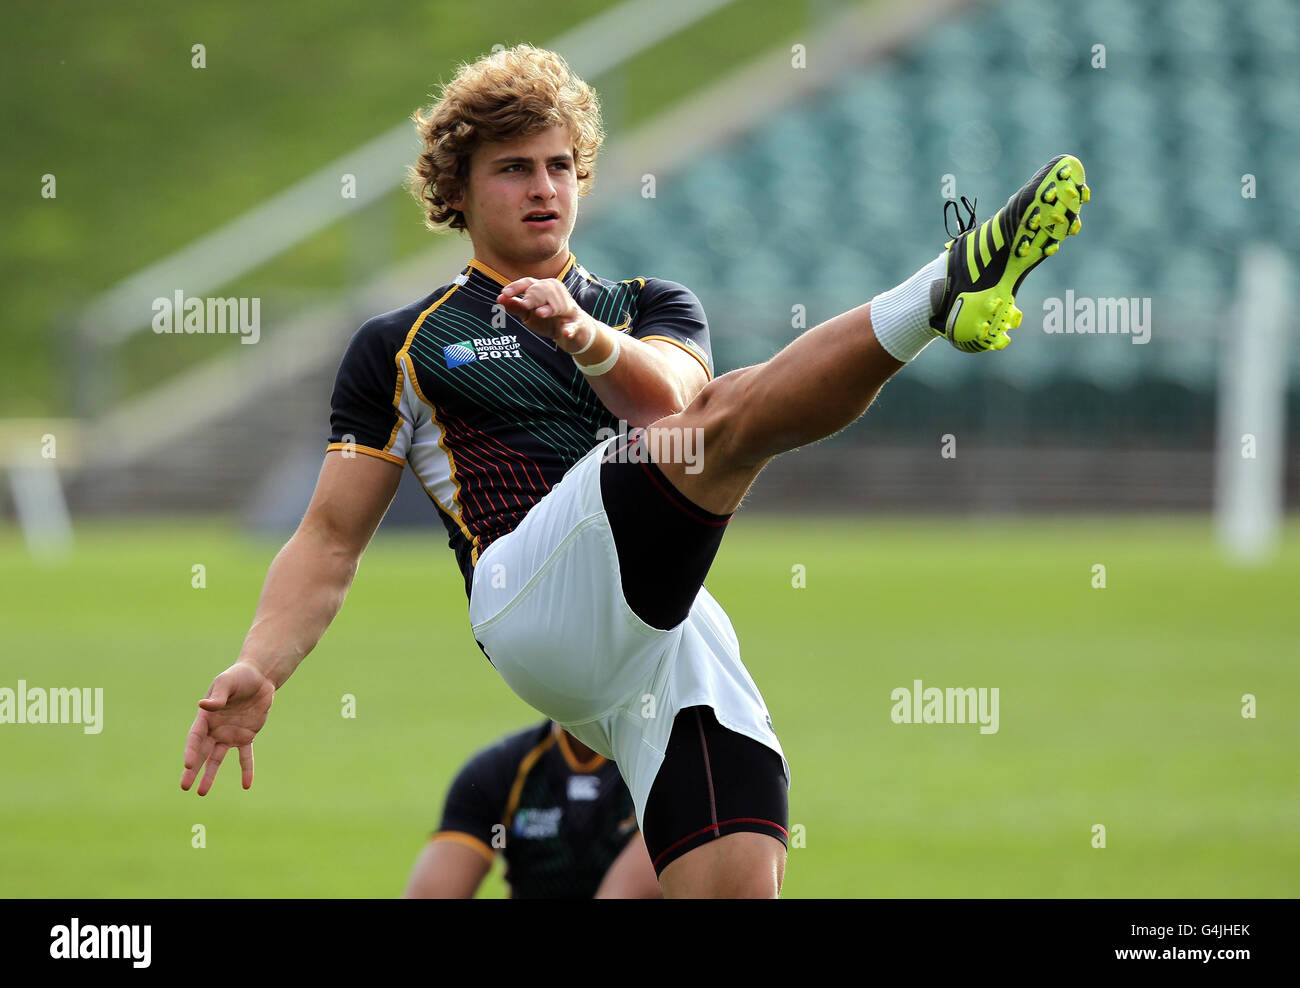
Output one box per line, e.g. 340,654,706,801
639,335,713,381
397,284,479,562
431,830,496,864
503,733,558,829
466,257,511,287
381,362,407,456
405,436,481,566
325,442,405,466
553,722,606,773
467,253,577,288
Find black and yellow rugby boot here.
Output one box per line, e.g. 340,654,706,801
930,154,1090,353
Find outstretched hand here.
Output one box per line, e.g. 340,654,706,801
181,663,275,796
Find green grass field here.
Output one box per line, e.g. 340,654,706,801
1,514,1296,898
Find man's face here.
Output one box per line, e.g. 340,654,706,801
451,124,579,272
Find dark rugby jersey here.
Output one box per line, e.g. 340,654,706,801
327,253,713,599
432,720,638,899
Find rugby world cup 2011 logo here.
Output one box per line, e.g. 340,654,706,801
443,341,478,369
443,335,522,369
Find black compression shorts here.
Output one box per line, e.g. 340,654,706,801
598,427,731,631
641,705,789,875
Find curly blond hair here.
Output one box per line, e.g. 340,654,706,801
408,44,604,232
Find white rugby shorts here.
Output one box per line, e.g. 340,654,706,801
468,438,789,826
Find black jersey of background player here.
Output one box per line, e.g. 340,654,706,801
327,254,714,598
433,720,637,899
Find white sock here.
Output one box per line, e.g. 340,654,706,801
869,253,947,362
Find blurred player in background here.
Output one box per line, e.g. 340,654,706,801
403,720,659,898
181,44,1087,898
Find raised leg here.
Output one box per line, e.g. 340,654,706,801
649,302,903,515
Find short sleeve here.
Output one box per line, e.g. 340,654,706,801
631,278,713,380
326,319,411,465
432,743,514,863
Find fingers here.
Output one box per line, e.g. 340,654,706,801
496,293,536,324
495,278,569,319
238,743,255,790
180,712,213,791
198,674,232,712
497,280,536,309
499,295,534,318
498,277,536,300
497,279,539,316
197,742,230,797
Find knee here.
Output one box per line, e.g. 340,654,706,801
672,366,766,472
685,367,750,420
723,835,785,898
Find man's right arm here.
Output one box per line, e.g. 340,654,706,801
402,839,493,898
237,450,401,688
180,450,401,795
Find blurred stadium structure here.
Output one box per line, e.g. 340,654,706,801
5,0,1296,539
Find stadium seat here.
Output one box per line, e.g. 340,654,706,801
575,0,1297,390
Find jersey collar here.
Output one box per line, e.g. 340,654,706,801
461,253,589,294
551,721,606,773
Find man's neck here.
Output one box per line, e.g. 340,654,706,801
567,736,597,762
555,724,600,765
471,247,572,284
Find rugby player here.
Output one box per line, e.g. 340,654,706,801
180,44,1088,898
402,720,659,898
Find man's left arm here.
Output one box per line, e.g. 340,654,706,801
497,277,710,427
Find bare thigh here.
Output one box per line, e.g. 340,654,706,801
646,367,772,516
658,831,787,899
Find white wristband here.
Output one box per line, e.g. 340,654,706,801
576,333,621,376
571,325,599,356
